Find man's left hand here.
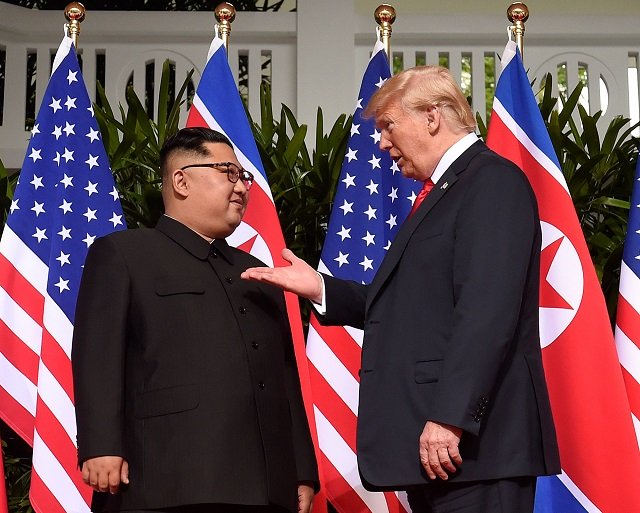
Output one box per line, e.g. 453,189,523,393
419,421,463,480
297,482,315,513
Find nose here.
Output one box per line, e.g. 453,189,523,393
379,133,392,151
233,178,248,195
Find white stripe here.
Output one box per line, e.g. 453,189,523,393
0,286,43,355
190,95,273,200
614,324,640,383
306,325,359,415
0,351,37,416
314,406,390,513
491,98,569,194
317,259,332,276
344,325,364,349
500,40,518,68
632,414,640,449
557,471,602,513
619,262,640,314
0,225,49,294
50,37,73,76
36,362,77,445
396,491,410,513
43,295,74,359
32,430,90,513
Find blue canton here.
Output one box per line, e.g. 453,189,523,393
321,47,421,284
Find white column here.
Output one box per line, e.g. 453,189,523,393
296,0,356,136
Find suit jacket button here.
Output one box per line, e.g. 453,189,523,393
239,306,247,314
252,341,259,349
225,277,233,284
258,381,265,390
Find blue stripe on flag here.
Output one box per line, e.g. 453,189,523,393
535,476,589,513
494,49,561,170
195,43,266,179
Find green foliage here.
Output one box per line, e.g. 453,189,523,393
94,61,193,228
252,82,351,268
0,157,19,235
1,424,33,513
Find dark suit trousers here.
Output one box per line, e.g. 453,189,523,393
406,477,536,513
124,505,289,513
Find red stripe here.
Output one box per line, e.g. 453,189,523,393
0,385,34,446
616,295,640,351
0,320,39,384
384,492,408,513
320,452,370,513
310,316,361,381
0,252,45,324
40,329,74,402
33,398,86,493
309,362,358,452
29,469,67,513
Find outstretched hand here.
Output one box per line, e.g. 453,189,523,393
241,248,323,304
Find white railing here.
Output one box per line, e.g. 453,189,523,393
1,1,639,168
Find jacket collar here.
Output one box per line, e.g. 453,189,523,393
366,140,487,310
155,215,234,263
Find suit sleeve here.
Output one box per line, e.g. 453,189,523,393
72,236,130,463
429,161,539,435
318,275,368,329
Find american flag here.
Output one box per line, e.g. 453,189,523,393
487,40,640,513
305,40,420,513
185,32,328,512
615,155,640,447
0,36,125,513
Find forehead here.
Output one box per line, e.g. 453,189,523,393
201,141,237,162
375,97,405,120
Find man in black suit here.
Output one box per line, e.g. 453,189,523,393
242,66,560,512
72,127,318,513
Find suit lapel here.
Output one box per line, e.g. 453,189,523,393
365,140,487,311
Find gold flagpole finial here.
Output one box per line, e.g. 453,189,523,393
507,2,529,60
374,4,396,64
64,2,86,48
215,2,236,50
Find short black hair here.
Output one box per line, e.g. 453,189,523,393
160,127,233,178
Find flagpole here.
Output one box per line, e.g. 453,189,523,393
215,2,236,53
507,2,529,60
64,2,85,48
374,4,396,65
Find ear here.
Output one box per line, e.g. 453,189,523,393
170,169,190,199
425,105,441,134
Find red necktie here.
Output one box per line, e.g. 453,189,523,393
409,178,435,216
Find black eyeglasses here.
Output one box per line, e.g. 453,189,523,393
180,162,254,190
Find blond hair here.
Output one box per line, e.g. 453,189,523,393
364,66,476,133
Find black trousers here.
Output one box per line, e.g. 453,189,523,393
123,505,289,513
406,476,537,513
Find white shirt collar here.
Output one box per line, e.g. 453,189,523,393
430,132,479,184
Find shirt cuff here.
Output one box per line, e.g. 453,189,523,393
311,272,327,315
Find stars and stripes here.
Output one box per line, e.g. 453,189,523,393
615,156,640,446
487,40,640,513
305,40,420,513
0,36,125,513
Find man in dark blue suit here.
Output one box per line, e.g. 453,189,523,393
242,66,560,513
